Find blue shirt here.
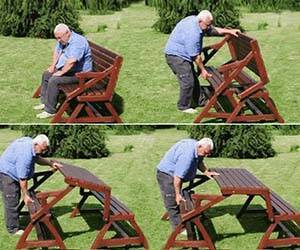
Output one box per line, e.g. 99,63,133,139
157,139,203,181
55,31,92,73
0,137,36,181
165,16,204,62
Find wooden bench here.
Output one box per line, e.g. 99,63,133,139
194,33,284,123
16,191,66,249
33,41,123,123
60,163,149,249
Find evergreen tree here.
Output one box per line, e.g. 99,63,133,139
21,125,109,159
189,125,275,159
0,0,82,38
153,0,241,34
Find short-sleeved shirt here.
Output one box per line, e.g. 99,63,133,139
0,137,36,181
157,139,203,182
165,16,204,62
55,31,92,73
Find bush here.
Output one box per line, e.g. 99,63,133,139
85,0,138,14
153,0,242,34
189,125,275,159
20,125,109,159
0,0,82,38
274,125,300,135
239,0,300,12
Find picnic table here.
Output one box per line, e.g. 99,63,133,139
17,161,148,249
164,167,300,249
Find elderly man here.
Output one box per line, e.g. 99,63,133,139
165,10,240,114
34,23,92,119
0,134,61,235
156,137,219,230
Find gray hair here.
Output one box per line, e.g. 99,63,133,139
197,137,214,150
33,134,50,146
54,23,70,34
197,10,213,23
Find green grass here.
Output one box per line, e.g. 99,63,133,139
0,127,300,249
0,3,300,123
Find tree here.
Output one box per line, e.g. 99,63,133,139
0,0,82,38
20,125,109,159
153,0,241,34
189,125,276,159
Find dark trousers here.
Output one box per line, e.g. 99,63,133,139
40,71,79,114
165,54,206,110
0,173,21,234
156,170,181,229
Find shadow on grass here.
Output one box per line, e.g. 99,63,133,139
200,204,300,249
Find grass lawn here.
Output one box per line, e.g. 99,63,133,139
0,127,300,249
0,3,300,123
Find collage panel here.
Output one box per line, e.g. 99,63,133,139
0,1,299,123
0,125,300,249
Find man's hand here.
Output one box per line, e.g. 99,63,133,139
203,170,220,179
201,69,212,80
175,193,185,205
51,162,63,171
47,65,56,73
24,193,33,205
53,71,64,77
227,29,240,37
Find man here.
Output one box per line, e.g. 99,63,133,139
165,10,240,114
0,134,62,235
34,23,92,119
156,137,219,229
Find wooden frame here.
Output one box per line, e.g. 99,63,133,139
194,33,284,123
33,41,123,123
59,163,149,249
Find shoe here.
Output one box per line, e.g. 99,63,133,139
181,108,197,114
12,229,24,236
33,104,45,110
36,111,55,119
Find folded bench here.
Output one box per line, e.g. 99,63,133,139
194,33,284,123
16,190,66,249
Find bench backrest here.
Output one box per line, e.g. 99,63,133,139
228,33,269,83
88,41,123,96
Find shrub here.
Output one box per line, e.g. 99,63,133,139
20,125,109,159
153,0,242,34
0,0,82,38
189,125,276,159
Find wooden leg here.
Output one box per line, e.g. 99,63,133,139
194,217,216,250
70,193,90,218
264,96,285,123
91,221,112,249
105,102,123,123
43,217,67,249
227,100,244,123
51,101,70,123
194,95,218,123
163,224,185,250
32,85,41,98
16,222,35,249
129,219,149,249
258,222,277,249
237,195,255,218
68,103,85,123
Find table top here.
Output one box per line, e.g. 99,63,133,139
210,168,269,195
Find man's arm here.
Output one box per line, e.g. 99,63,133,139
53,58,76,76
195,55,212,80
19,179,33,205
198,161,219,179
174,176,185,205
209,26,240,37
48,49,59,73
35,156,63,171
